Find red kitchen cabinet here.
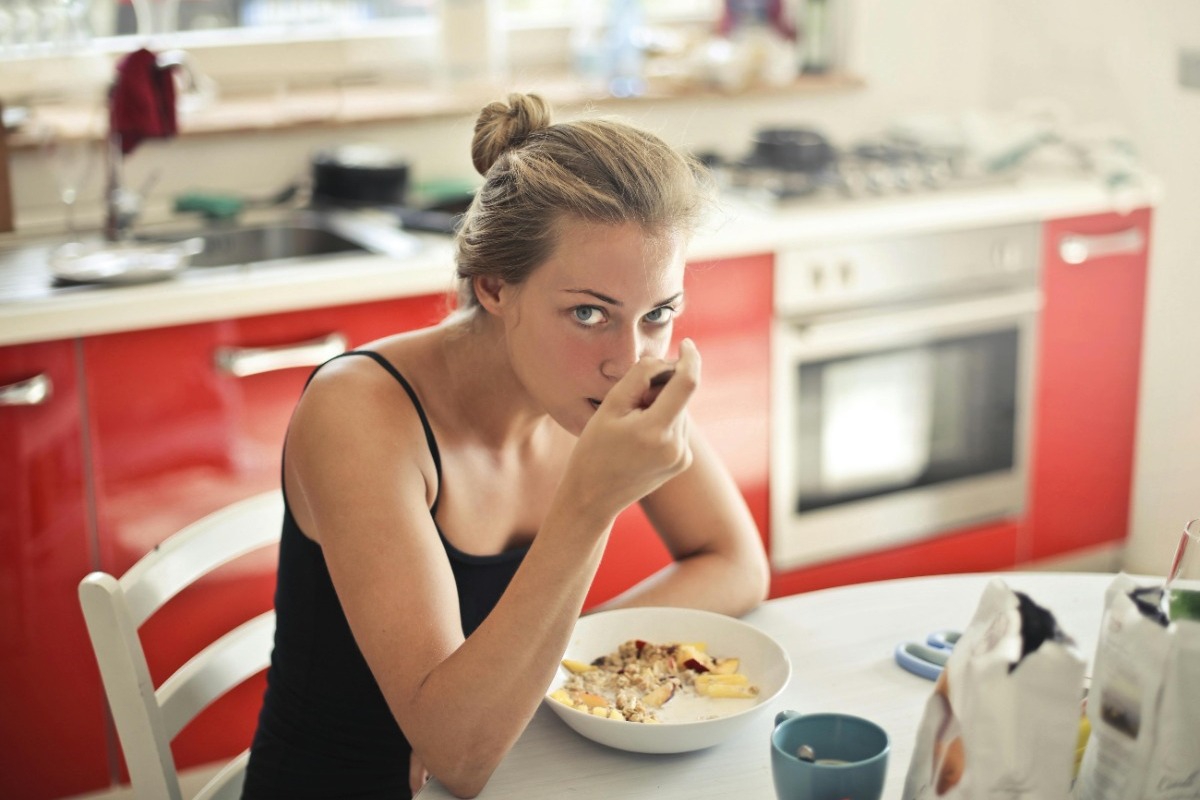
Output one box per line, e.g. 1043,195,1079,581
1024,208,1152,560
0,340,111,799
769,518,1019,597
586,253,774,608
75,293,446,790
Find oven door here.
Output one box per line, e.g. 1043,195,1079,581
770,288,1042,571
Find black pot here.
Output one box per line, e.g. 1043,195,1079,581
311,145,410,206
751,128,835,173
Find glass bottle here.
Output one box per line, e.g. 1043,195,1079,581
603,0,645,98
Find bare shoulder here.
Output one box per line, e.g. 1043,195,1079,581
296,327,445,430
285,330,448,538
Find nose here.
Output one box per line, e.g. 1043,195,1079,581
599,326,647,382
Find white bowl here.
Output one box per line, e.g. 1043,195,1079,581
543,606,792,754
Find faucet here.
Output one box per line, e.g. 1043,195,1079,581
103,49,201,241
103,133,143,241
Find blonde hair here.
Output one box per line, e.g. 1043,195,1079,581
454,93,712,310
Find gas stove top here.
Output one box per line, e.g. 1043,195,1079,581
707,132,1019,206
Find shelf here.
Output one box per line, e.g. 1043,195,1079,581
8,71,864,150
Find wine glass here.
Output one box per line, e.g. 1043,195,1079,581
35,120,99,242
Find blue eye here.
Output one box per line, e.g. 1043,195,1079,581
644,306,676,325
572,306,605,326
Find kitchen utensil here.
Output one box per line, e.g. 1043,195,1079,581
750,127,834,173
50,237,202,285
893,630,959,680
926,629,961,649
311,144,410,206
894,639,953,681
544,606,791,754
771,711,889,800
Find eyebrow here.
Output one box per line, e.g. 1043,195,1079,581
564,289,684,307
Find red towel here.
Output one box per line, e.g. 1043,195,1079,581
109,48,178,156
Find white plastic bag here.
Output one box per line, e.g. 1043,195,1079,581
904,578,1088,799
1073,573,1200,800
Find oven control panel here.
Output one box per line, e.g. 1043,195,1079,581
775,222,1042,319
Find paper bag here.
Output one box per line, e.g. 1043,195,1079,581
903,578,1088,799
1072,573,1200,800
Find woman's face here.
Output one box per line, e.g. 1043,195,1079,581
494,218,687,435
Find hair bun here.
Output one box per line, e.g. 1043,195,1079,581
471,93,552,177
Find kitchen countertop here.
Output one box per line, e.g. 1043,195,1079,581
0,174,1159,348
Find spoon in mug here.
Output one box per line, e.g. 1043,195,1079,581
797,744,815,762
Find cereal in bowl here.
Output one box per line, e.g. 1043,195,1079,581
549,639,758,723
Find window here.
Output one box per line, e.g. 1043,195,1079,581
0,0,721,99
0,0,715,45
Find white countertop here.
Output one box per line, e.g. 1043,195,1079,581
415,571,1127,800
0,175,1158,348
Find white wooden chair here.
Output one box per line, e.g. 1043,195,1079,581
79,490,284,800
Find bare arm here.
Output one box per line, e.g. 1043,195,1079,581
592,426,771,617
285,342,701,798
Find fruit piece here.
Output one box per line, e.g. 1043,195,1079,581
696,682,759,699
561,658,595,674
678,644,714,673
607,708,624,721
643,682,676,708
712,658,740,675
695,673,749,689
576,692,610,709
590,705,613,717
549,689,572,706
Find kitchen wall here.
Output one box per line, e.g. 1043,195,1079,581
7,0,1195,569
977,0,1200,574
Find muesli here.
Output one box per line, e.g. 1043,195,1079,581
549,639,758,723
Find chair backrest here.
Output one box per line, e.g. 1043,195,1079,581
79,490,284,800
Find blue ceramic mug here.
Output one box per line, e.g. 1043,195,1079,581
770,710,889,800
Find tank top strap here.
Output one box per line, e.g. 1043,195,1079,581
322,350,444,515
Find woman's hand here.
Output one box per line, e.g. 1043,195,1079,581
564,338,701,522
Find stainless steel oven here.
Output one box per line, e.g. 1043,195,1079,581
770,222,1043,571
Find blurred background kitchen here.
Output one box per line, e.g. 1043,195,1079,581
1,0,1198,797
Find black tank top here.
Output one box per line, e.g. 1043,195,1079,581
243,351,530,799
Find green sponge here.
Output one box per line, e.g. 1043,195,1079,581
174,192,246,221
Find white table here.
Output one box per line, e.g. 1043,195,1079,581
416,571,1126,799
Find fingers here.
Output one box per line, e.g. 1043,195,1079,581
642,338,700,425
603,354,675,411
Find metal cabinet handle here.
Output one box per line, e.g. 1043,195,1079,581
1058,227,1145,265
214,332,348,378
0,373,53,406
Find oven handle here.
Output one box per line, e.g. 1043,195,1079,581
1058,227,1145,265
780,289,1042,360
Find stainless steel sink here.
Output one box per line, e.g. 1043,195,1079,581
143,222,366,268
137,210,422,269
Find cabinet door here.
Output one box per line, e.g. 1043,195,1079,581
586,254,774,607
0,340,110,800
770,519,1019,597
1026,209,1152,559
83,294,445,777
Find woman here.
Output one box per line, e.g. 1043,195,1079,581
243,93,770,799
